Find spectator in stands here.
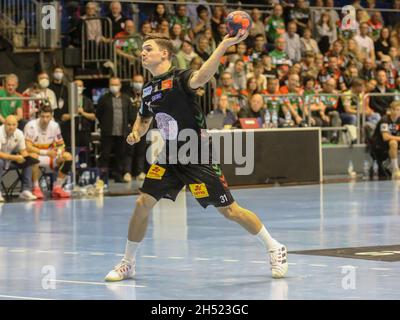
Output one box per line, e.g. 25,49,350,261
325,39,346,67
374,27,391,61
265,4,285,43
0,115,38,201
208,95,237,128
325,0,340,27
315,11,336,52
284,21,302,63
380,55,397,89
226,59,247,91
318,56,344,89
123,74,146,181
107,1,127,38
250,34,268,62
370,100,400,179
237,93,266,128
345,38,365,69
342,64,359,90
269,37,291,68
366,79,377,93
216,72,240,113
300,27,320,56
370,68,395,116
60,80,96,150
96,77,134,183
140,21,152,38
389,47,400,70
280,74,305,125
214,23,228,46
264,78,291,127
49,66,69,124
250,8,266,41
360,58,376,81
247,60,268,91
320,78,342,142
170,4,192,38
261,53,276,79
240,77,260,101
354,22,376,61
203,27,217,53
387,0,400,28
175,41,199,69
114,19,143,59
36,72,57,111
149,4,168,31
22,83,41,121
81,2,103,43
0,74,23,125
368,12,383,42
157,18,170,38
171,24,190,54
210,5,224,40
25,105,72,199
289,0,311,37
303,76,329,127
195,36,211,62
301,51,319,79
192,5,211,38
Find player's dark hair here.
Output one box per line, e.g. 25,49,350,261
144,33,174,60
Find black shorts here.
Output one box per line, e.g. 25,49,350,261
140,163,235,208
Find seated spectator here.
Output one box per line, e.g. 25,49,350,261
300,28,320,56
192,5,211,38
140,21,152,39
269,37,291,68
303,76,328,127
345,38,365,70
280,74,305,125
170,4,192,38
374,27,391,61
107,1,127,37
318,56,344,89
246,60,268,91
360,58,376,81
264,78,291,127
201,28,217,54
171,24,190,54
21,83,41,121
60,80,96,150
226,60,247,91
301,51,319,79
251,34,269,62
249,8,268,39
264,4,285,43
261,54,277,80
370,101,400,179
0,74,23,126
81,2,104,44
320,78,342,143
389,47,400,70
25,105,72,199
195,36,211,62
380,55,397,89
114,19,143,59
237,94,266,128
325,39,346,67
214,22,228,46
149,4,169,31
354,22,376,62
240,77,266,109
157,18,171,38
36,72,58,111
210,5,224,40
0,115,38,201
370,68,395,116
96,77,134,183
49,66,69,124
284,21,302,63
175,41,199,69
342,64,360,91
208,95,237,128
216,72,240,113
289,0,311,37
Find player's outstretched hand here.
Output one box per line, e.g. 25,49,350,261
126,130,141,145
221,29,249,48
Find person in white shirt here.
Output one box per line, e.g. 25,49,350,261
284,21,302,63
354,22,376,61
0,115,38,201
24,105,72,199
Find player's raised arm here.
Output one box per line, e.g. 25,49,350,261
189,30,249,90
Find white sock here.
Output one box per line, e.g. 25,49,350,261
55,177,65,187
391,158,399,171
123,239,140,263
256,225,280,250
33,181,39,188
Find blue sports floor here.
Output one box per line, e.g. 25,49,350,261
0,181,399,300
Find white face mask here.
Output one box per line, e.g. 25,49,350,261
78,87,84,95
53,72,64,81
39,79,49,89
132,82,143,91
109,86,120,94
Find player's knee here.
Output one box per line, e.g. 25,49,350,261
218,203,241,221
135,193,156,210
389,140,398,149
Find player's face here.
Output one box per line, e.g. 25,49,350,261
39,112,52,128
141,40,167,69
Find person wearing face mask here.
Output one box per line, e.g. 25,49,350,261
60,80,96,152
36,71,58,112
49,66,69,124
122,74,147,182
96,77,135,183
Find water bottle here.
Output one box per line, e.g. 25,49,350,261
40,178,48,192
372,160,379,180
64,174,73,191
285,110,292,123
264,110,271,128
83,171,90,186
347,160,356,179
363,160,370,181
271,109,278,128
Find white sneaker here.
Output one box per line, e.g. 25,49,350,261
392,169,400,180
0,194,4,202
137,172,146,181
269,244,288,279
123,173,132,183
105,259,135,282
19,190,37,201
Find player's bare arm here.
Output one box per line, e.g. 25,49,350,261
127,115,153,145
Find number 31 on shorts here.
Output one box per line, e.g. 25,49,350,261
220,194,228,204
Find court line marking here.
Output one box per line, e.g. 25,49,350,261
195,257,211,261
8,249,26,253
89,252,106,256
0,294,54,300
370,268,392,271
142,255,158,258
287,263,297,265
167,256,184,260
63,252,79,255
308,264,327,267
50,279,146,288
35,250,54,253
250,260,265,264
115,254,124,257
223,259,239,262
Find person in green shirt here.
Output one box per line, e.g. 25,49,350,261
0,74,23,125
269,37,291,68
169,4,192,38
265,4,286,43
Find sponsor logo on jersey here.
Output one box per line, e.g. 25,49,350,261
151,92,162,102
143,86,152,97
146,164,166,180
189,183,209,198
161,78,173,90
